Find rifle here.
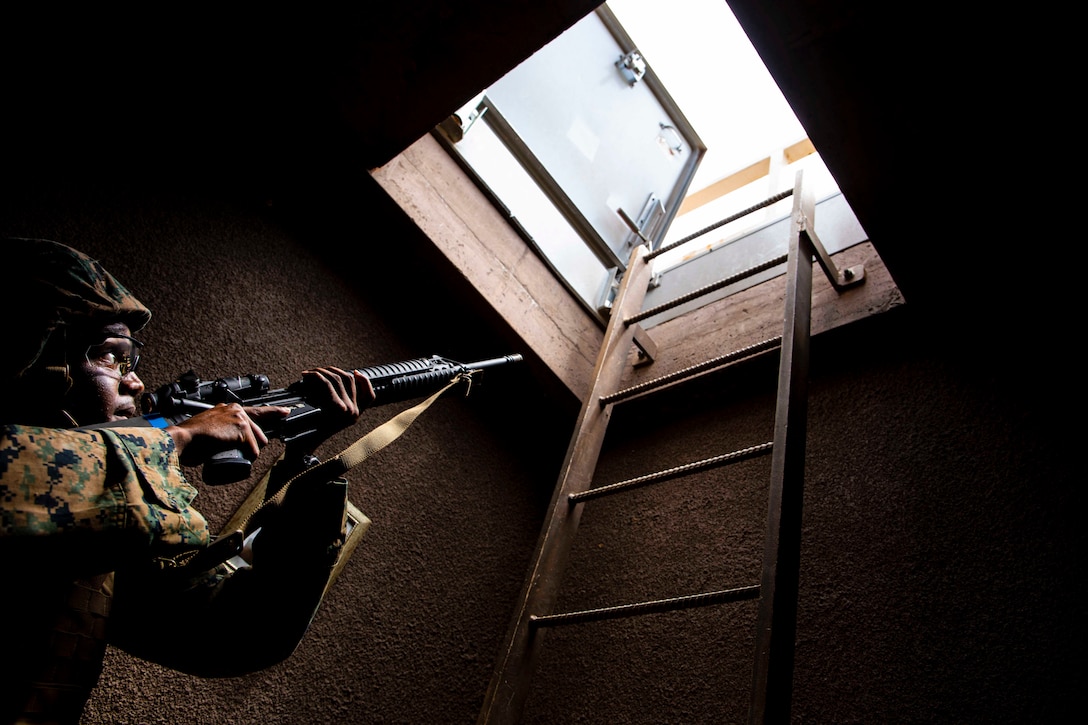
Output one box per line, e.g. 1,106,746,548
94,354,523,484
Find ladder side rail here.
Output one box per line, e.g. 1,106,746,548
478,243,657,725
749,170,814,725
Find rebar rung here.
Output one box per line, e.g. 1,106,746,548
626,254,789,326
530,585,761,628
569,442,773,503
600,336,782,406
646,189,794,261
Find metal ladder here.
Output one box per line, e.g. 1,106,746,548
478,170,864,724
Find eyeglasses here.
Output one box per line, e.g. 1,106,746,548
84,334,144,377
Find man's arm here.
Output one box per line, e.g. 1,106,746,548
0,424,210,574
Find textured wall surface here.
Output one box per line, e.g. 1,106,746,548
2,181,1080,724
1,181,565,724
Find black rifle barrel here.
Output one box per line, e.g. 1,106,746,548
353,353,522,378
354,354,523,407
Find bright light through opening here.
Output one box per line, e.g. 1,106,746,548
606,0,842,272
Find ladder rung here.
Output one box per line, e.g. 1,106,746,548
625,254,789,326
600,336,782,406
569,442,773,503
530,585,761,628
645,189,794,262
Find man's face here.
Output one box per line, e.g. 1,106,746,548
64,322,146,425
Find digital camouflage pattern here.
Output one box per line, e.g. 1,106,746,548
0,423,213,724
0,424,209,551
1,238,152,381
0,238,208,724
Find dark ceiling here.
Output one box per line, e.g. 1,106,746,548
3,2,1059,331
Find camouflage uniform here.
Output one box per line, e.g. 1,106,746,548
0,425,208,550
0,239,361,724
0,423,208,723
1,419,355,723
0,238,182,725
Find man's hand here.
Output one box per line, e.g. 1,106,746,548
165,403,290,467
287,367,376,455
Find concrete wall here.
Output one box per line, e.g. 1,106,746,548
522,309,1082,723
1,179,569,724
2,180,1079,724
